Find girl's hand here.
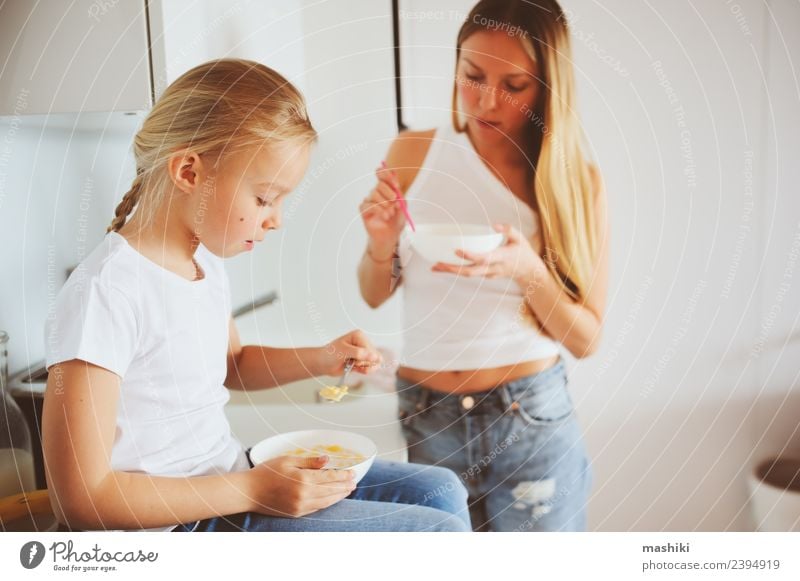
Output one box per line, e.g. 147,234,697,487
248,455,357,518
319,329,382,376
431,223,546,284
359,164,406,253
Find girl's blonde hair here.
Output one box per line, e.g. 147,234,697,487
108,58,317,233
452,0,598,302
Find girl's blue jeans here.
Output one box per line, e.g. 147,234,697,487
396,357,593,532
174,459,471,532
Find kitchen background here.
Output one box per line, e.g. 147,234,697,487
0,0,798,531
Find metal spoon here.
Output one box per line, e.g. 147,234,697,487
337,358,355,387
318,359,355,403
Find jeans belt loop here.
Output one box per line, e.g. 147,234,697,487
497,383,520,415
415,385,430,412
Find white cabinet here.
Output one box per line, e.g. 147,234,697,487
0,0,308,116
0,0,152,115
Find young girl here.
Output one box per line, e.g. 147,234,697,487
359,0,608,531
42,59,470,532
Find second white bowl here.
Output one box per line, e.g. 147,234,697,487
249,429,377,483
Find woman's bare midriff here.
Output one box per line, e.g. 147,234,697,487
397,354,561,394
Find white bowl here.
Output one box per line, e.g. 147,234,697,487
410,223,504,265
249,429,377,483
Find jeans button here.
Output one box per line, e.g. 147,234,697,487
461,395,475,410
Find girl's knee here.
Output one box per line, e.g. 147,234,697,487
420,466,469,508
418,507,471,532
417,466,471,529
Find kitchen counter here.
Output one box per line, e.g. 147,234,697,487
224,385,408,464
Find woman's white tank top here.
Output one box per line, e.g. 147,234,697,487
397,124,561,371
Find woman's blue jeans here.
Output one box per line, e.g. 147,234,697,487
174,459,471,532
396,357,593,532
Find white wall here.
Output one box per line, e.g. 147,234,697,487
753,0,800,478
555,0,796,532
229,0,401,351
559,0,769,531
0,112,140,376
149,0,306,97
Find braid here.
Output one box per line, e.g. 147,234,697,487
106,172,144,233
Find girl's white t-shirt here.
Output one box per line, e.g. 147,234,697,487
45,232,250,531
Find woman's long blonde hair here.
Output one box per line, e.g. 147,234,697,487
108,58,317,233
452,0,598,302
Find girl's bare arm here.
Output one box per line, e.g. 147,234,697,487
43,360,354,530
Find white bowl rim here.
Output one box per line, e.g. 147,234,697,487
411,223,502,237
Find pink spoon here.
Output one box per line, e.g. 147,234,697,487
381,160,416,232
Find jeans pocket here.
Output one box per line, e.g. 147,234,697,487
396,382,423,428
508,372,574,426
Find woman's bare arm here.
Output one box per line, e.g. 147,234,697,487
517,167,609,358
358,130,434,308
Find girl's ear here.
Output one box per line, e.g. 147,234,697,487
167,149,204,194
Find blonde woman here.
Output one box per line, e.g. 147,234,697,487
42,59,470,532
359,0,608,531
